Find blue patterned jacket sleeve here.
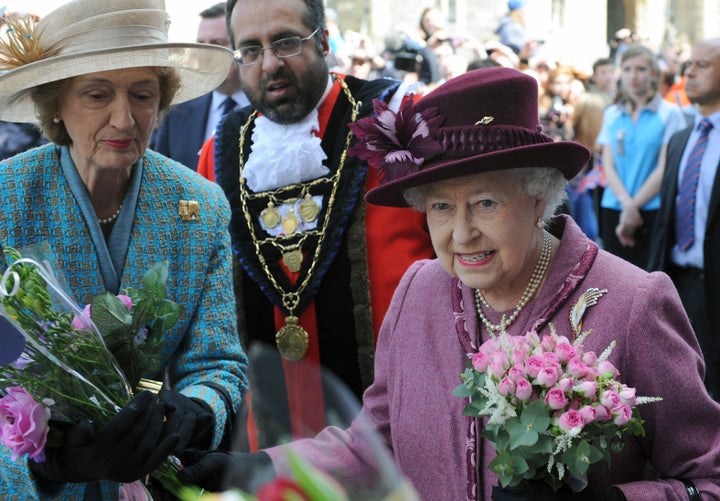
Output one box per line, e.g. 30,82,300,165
0,146,249,500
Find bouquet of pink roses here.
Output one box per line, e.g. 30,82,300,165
453,326,661,493
0,246,184,498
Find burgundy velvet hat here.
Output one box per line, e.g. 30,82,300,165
349,67,591,207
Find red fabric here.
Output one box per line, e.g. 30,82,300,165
197,136,215,181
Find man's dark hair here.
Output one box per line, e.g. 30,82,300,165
592,57,614,73
225,0,326,49
201,3,226,19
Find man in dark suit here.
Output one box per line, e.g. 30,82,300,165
648,37,720,399
150,3,249,170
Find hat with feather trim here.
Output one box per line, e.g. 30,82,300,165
349,67,590,207
0,0,234,123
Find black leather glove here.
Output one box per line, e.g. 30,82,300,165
30,391,180,483
178,450,274,492
491,484,626,501
158,389,214,452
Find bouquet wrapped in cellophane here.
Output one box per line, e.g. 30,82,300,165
0,245,187,499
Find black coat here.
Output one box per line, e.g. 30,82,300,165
648,124,720,335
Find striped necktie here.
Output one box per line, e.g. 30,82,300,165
675,118,713,251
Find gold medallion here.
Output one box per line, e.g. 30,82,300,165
282,249,303,273
260,202,281,228
298,195,320,222
282,208,300,234
275,316,309,361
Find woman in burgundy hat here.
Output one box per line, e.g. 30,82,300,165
181,67,720,501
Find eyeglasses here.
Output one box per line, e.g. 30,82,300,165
234,28,320,66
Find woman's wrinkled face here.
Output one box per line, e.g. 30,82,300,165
423,171,545,295
57,67,161,173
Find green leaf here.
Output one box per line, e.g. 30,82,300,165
507,418,539,450
91,292,133,336
142,261,169,299
490,450,529,487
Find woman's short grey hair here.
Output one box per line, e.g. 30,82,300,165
402,167,567,221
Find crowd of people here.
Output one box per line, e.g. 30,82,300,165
0,0,719,500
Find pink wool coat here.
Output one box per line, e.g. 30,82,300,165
268,216,720,500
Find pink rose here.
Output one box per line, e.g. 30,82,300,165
619,386,637,406
567,358,590,378
71,304,93,330
597,360,619,379
488,352,509,379
117,294,133,311
554,342,576,363
575,380,598,399
478,338,500,356
498,377,516,396
542,351,560,366
525,356,545,378
600,389,621,409
558,409,585,432
544,388,568,410
511,349,527,366
536,366,560,388
515,378,533,401
582,351,598,366
579,405,597,423
472,352,489,372
612,404,633,426
593,404,611,422
524,330,540,347
0,386,50,462
506,366,526,383
540,335,556,352
557,377,573,393
119,480,152,501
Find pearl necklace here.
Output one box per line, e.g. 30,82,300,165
97,204,123,226
474,230,552,334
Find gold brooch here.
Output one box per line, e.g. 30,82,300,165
178,200,200,221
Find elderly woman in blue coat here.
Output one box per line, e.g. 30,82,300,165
0,0,248,499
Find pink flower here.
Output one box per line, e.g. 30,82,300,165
488,352,510,379
498,377,516,396
554,342,576,363
540,335,556,352
612,405,633,426
119,480,152,501
471,352,489,372
536,366,560,388
71,304,93,330
597,360,619,379
117,294,133,310
575,380,598,399
567,358,590,378
347,98,445,182
557,377,573,393
600,389,621,409
593,404,611,422
506,365,526,383
582,351,598,366
542,351,560,366
515,378,533,401
511,349,527,366
558,409,585,432
579,405,597,423
544,388,569,410
0,386,50,462
525,355,545,378
619,386,637,406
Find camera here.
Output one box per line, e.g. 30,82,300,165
392,51,423,73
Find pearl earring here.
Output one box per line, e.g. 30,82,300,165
536,218,544,229
52,117,61,124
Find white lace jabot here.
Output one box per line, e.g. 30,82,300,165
243,108,329,192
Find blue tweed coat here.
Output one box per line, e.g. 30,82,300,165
0,144,248,500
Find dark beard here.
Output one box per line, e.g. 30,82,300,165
243,62,328,125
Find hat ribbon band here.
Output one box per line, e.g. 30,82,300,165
434,125,553,160
44,24,169,57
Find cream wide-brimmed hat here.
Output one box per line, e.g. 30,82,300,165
0,0,234,123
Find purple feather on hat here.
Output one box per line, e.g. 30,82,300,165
348,98,445,182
